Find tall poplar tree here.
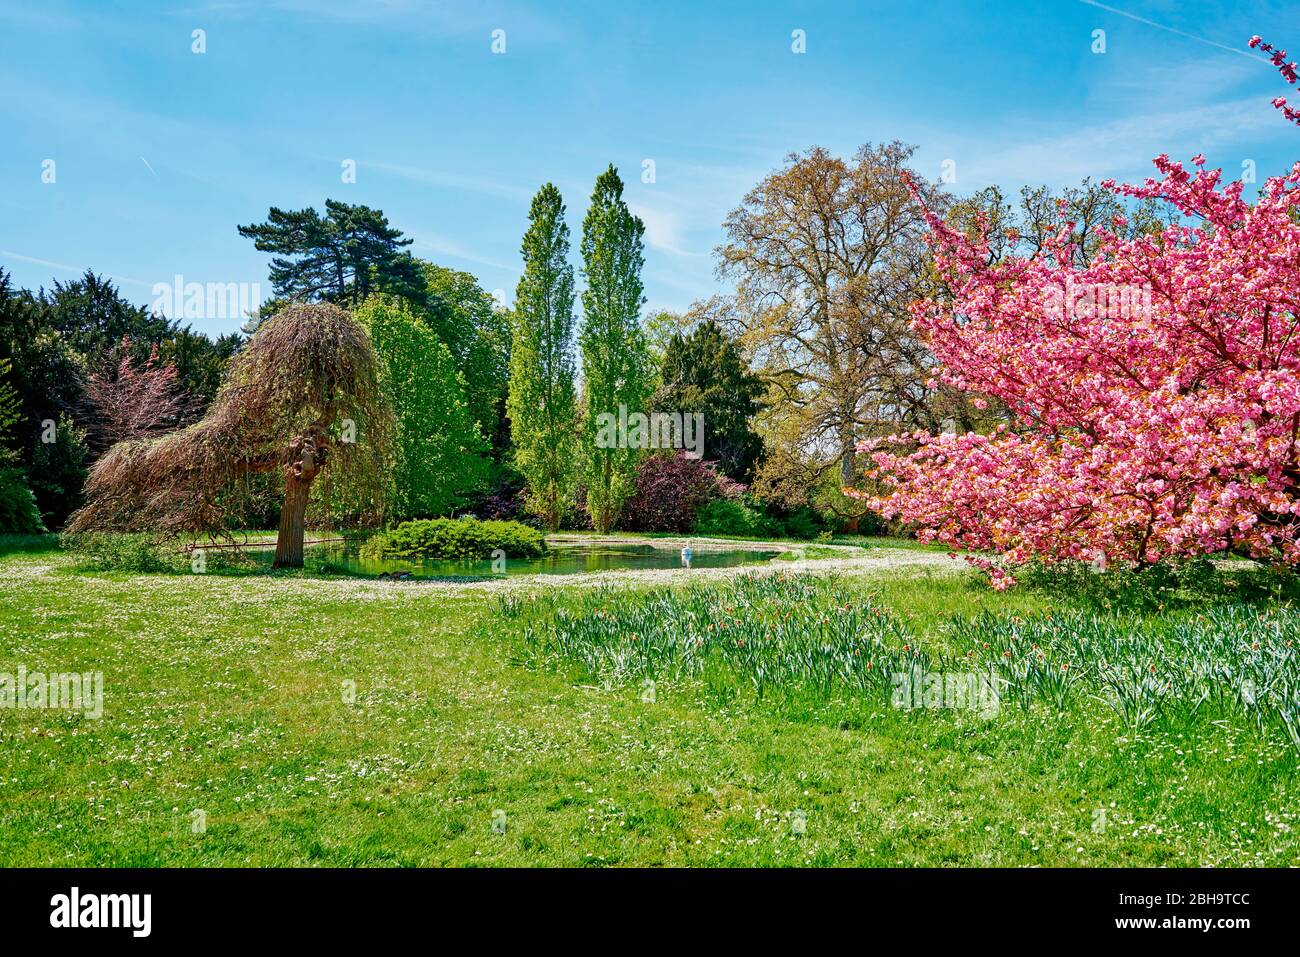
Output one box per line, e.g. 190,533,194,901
508,184,579,531
579,166,652,533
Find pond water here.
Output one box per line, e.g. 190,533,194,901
251,541,782,579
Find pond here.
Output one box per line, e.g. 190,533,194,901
249,540,783,579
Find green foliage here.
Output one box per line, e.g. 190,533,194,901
59,533,248,574
237,199,423,309
37,270,171,367
946,605,1300,740
509,184,579,530
654,320,764,482
579,165,653,533
693,496,829,539
0,467,46,534
0,270,85,456
643,309,697,367
514,574,912,700
693,497,768,537
418,262,511,455
361,517,546,561
26,414,88,529
60,532,255,574
60,532,178,572
505,570,1300,751
356,295,489,519
157,327,242,407
0,357,18,442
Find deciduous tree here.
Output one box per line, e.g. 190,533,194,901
716,142,945,530
579,165,653,533
83,341,195,451
356,295,488,518
508,184,579,531
864,39,1300,579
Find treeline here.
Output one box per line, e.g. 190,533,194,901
0,143,1141,540
0,270,240,532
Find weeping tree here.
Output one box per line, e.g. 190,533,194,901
69,302,394,568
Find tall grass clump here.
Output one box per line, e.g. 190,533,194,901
505,573,924,700
496,572,1300,751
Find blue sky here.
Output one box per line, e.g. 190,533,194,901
2,0,1299,338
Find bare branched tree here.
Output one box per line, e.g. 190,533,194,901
715,142,947,529
83,340,197,452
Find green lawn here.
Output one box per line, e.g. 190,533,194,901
1,537,1297,866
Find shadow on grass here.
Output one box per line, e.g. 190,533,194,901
1016,557,1300,614
0,533,61,557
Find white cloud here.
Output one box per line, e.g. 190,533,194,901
360,160,534,202
628,201,695,257
956,96,1284,189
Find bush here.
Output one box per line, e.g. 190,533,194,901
620,453,729,533
692,494,836,539
61,532,179,572
770,504,830,539
694,497,770,537
26,414,87,530
361,517,546,561
61,532,253,574
0,467,46,534
1013,555,1261,612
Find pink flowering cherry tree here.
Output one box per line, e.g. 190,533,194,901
857,37,1300,586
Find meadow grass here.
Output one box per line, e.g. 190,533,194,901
1,537,1297,866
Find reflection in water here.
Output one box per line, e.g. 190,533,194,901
251,541,780,579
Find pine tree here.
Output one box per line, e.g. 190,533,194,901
579,166,652,533
654,321,765,482
508,184,579,531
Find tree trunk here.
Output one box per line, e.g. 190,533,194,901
273,476,311,568
840,438,860,534
839,442,856,488
273,438,324,569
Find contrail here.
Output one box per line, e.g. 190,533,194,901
1077,0,1260,60
0,250,152,289
140,156,157,176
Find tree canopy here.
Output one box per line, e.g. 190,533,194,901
418,261,511,456
579,165,652,533
508,184,579,531
654,320,765,483
237,199,423,309
716,142,946,529
356,295,489,518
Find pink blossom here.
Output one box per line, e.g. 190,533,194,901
853,36,1300,582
